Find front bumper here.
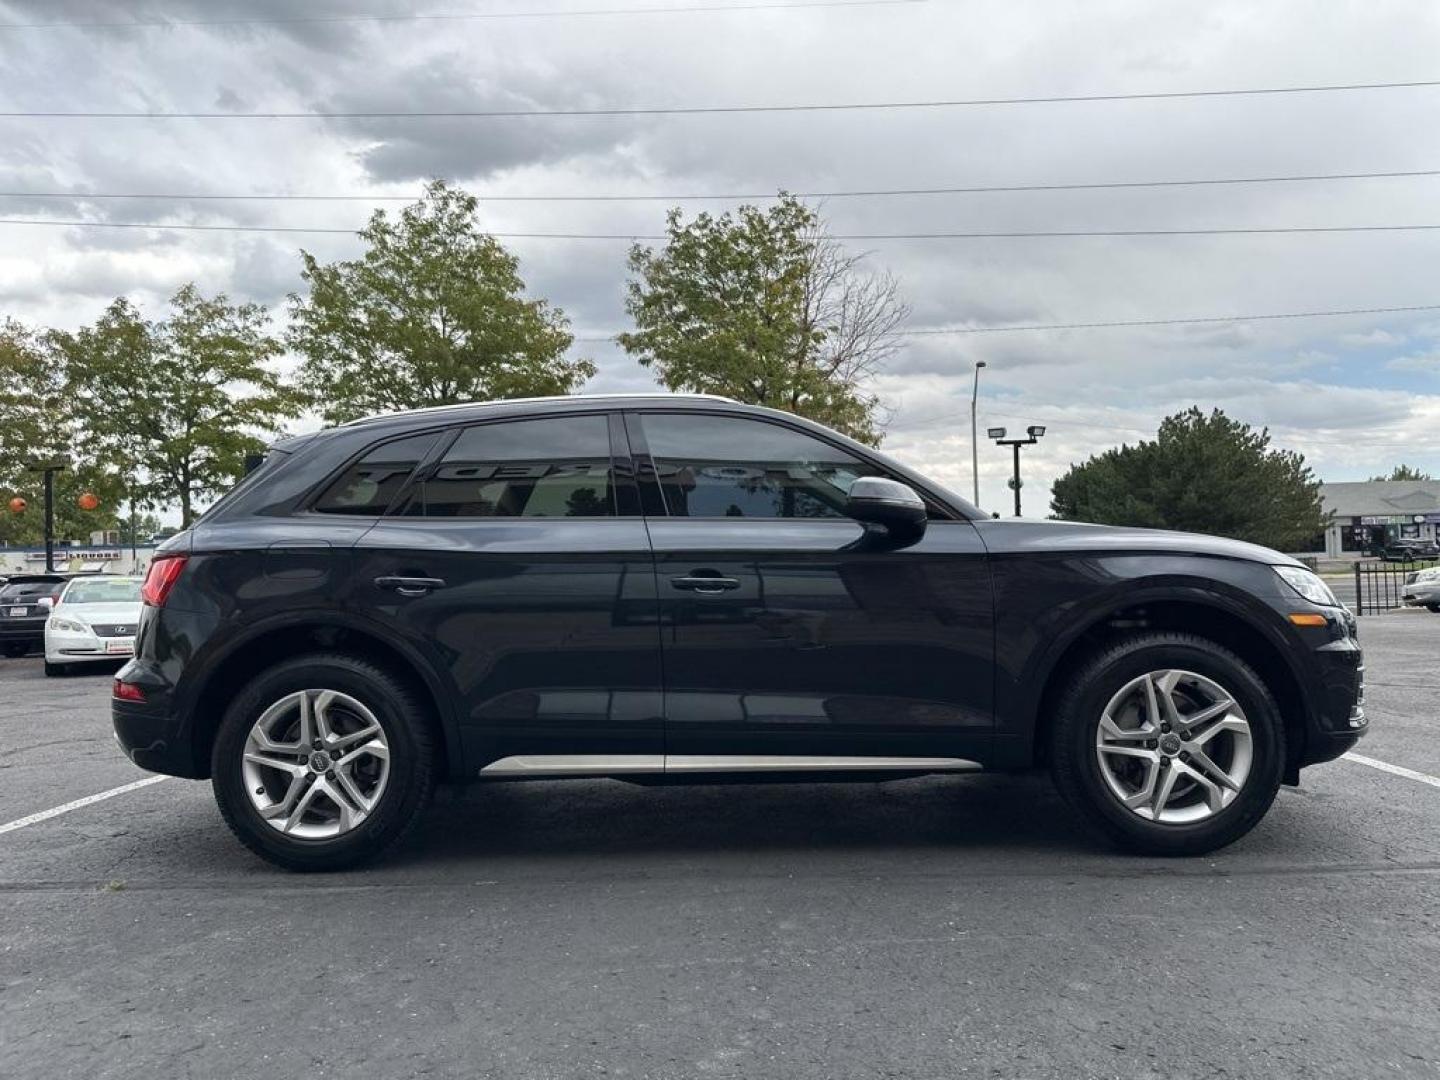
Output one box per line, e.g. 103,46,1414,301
1291,605,1366,770
45,628,135,663
1402,585,1440,606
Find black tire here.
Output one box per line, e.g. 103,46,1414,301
1049,632,1285,856
2,641,30,658
211,653,437,872
1427,605,1440,614
43,661,69,677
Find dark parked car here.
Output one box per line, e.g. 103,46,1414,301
1380,538,1440,562
113,395,1366,870
0,573,69,658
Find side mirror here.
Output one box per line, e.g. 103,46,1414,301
846,477,927,545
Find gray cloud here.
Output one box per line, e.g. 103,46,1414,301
1,0,1439,508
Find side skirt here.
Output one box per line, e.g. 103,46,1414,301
478,754,982,780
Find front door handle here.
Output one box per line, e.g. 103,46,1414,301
670,574,741,594
375,575,447,597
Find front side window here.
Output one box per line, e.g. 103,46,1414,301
640,414,866,519
402,415,615,518
313,432,441,515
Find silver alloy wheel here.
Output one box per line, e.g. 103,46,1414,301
1094,669,1253,824
241,689,391,840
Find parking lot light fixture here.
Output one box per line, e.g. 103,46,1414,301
986,427,1007,440
990,426,1047,518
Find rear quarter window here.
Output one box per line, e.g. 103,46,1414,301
313,432,442,515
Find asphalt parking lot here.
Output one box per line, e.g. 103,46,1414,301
2,615,1439,1080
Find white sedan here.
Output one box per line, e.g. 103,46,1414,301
1402,566,1440,613
44,575,144,677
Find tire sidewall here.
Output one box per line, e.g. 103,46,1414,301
212,655,431,870
1060,639,1284,850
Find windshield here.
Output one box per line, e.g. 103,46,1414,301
62,578,142,605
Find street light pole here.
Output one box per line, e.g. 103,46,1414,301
25,459,68,573
1010,442,1022,517
986,426,1047,518
970,361,986,506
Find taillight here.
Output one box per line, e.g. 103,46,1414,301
113,680,146,702
141,554,189,607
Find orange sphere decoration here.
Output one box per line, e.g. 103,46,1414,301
77,491,100,512
7,497,25,514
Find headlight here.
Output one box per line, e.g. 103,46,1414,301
48,617,90,634
1273,565,1340,608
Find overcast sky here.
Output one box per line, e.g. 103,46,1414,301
2,0,1439,513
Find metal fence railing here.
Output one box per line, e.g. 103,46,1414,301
1353,560,1429,615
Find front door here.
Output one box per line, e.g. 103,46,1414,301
347,412,664,774
629,411,994,766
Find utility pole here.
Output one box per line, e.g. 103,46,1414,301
986,427,1046,518
970,360,986,506
25,459,68,572
129,494,139,573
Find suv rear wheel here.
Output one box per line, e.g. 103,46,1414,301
1049,632,1284,856
211,654,436,871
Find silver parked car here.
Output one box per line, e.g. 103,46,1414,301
44,575,144,676
1402,567,1440,612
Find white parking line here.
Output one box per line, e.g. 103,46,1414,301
0,776,169,837
1343,752,1440,791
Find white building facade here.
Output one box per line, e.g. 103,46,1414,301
1317,480,1440,558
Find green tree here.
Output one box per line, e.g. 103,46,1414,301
0,320,124,547
53,285,300,527
1369,464,1433,481
119,512,165,546
619,193,907,445
1050,407,1327,552
289,180,591,425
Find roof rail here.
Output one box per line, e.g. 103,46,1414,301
341,392,739,427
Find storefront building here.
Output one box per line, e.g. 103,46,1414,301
1317,480,1440,557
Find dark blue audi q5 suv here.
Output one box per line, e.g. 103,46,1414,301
112,394,1365,870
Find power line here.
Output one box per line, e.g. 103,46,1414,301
900,304,1440,334
7,166,1440,203
12,216,1440,240
0,0,923,31
573,303,1440,341
3,79,1439,119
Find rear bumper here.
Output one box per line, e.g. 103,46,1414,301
113,696,205,778
0,620,46,641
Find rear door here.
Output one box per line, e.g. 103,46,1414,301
347,411,664,774
630,410,994,765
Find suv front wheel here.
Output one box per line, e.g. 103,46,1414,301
1049,632,1285,856
211,654,437,871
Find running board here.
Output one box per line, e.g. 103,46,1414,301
478,754,981,778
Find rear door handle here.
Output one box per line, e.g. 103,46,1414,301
670,574,741,594
375,575,447,597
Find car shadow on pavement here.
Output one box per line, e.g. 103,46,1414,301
390,772,1096,868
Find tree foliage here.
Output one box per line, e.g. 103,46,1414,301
619,193,907,445
0,320,124,546
53,285,298,527
289,180,592,425
1049,407,1327,552
1369,464,1433,481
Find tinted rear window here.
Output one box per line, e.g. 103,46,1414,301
400,416,614,518
0,580,64,600
313,433,441,515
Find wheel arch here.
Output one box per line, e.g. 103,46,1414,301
1025,589,1311,782
181,612,460,781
